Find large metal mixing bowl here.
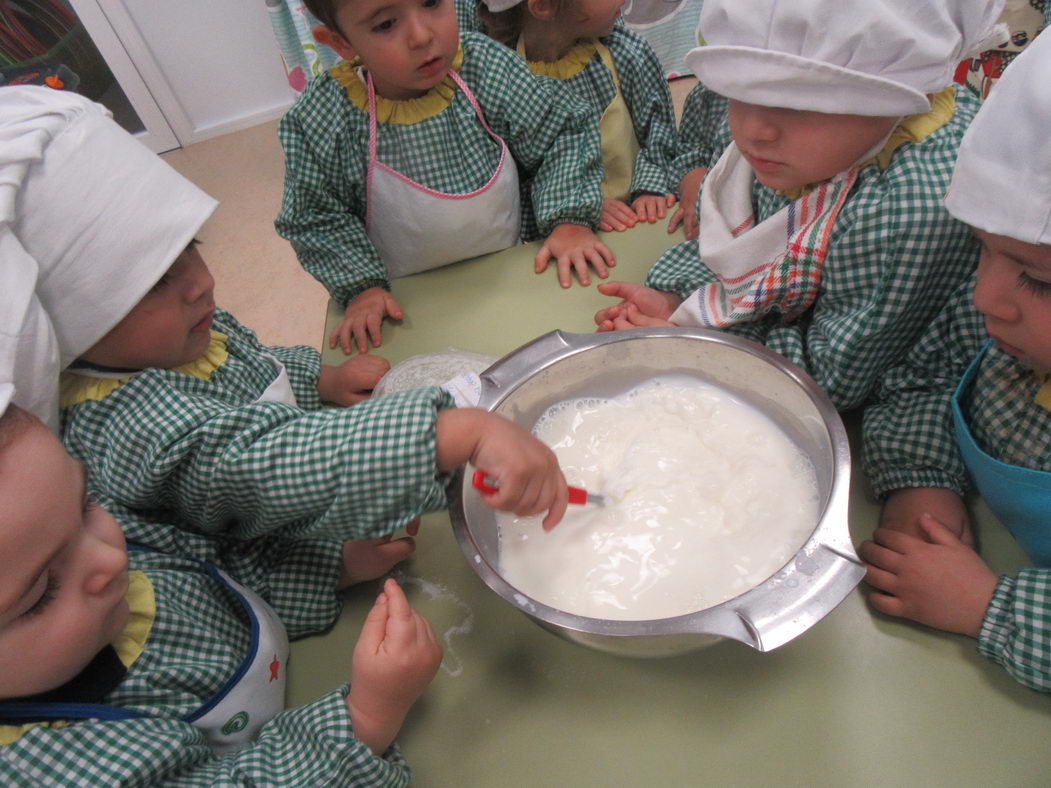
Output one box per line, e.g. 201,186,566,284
449,328,864,657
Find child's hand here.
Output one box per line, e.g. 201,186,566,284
435,408,569,530
880,487,974,546
534,223,616,288
593,281,682,331
632,193,677,224
329,287,405,355
667,167,707,239
596,302,676,331
859,514,998,637
599,198,638,232
318,355,391,406
348,578,442,755
337,532,417,588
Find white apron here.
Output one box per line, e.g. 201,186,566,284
183,566,290,754
670,143,858,327
365,70,521,277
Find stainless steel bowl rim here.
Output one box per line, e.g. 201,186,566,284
449,328,864,652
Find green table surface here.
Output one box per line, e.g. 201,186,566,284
293,221,1051,786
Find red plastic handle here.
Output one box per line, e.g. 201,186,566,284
472,468,498,495
472,468,589,505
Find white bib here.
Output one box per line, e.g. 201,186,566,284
365,70,521,278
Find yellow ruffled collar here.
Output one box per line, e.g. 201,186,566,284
59,330,230,408
781,86,957,200
520,39,596,79
0,570,154,745
332,46,464,124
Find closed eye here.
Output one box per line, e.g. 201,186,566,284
1017,272,1051,299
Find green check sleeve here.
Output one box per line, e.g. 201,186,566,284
978,571,1051,693
65,382,456,542
861,274,986,498
672,82,730,186
461,33,604,234
276,99,388,307
604,27,678,200
0,688,410,786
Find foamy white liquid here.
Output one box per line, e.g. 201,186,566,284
497,377,820,620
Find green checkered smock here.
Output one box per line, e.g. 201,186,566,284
646,85,983,411
531,26,679,199
861,271,1051,496
0,528,413,785
60,308,456,541
862,274,1051,692
672,80,730,187
275,31,604,308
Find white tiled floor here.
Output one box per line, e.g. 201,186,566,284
161,77,697,351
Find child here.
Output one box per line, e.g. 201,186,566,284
860,32,1051,692
3,87,569,576
594,0,1005,412
476,0,680,233
277,0,615,357
0,399,439,783
665,81,729,240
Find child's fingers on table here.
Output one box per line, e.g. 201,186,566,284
381,578,418,646
358,588,392,651
667,206,685,233
858,537,903,572
862,560,899,593
867,589,906,618
533,242,553,274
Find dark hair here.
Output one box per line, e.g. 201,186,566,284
476,0,525,47
476,0,571,49
303,0,347,37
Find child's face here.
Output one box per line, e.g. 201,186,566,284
728,100,898,192
320,0,459,100
80,244,215,371
0,420,129,699
562,0,624,39
972,228,1051,371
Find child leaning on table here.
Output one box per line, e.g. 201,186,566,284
594,0,1006,412
475,0,680,233
276,0,614,357
1,88,569,586
860,32,1051,693
0,399,438,784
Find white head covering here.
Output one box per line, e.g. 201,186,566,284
685,0,1007,116
478,0,523,11
944,31,1051,245
0,86,217,428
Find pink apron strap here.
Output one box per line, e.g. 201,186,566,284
365,67,510,231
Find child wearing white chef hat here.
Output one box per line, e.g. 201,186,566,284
0,397,443,781
0,86,570,782
475,0,680,234
0,85,569,560
860,30,1051,693
594,0,1006,412
278,0,614,359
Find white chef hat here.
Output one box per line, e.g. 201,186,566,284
685,0,1007,116
0,86,217,428
944,31,1051,245
478,0,523,12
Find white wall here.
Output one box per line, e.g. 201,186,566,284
100,1,296,145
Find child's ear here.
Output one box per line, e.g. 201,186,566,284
313,24,357,61
525,0,559,21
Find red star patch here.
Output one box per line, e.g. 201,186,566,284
269,654,280,682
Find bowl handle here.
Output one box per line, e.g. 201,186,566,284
478,330,573,395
